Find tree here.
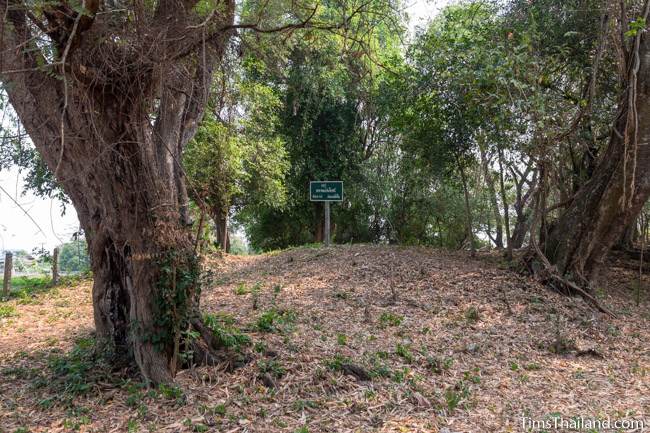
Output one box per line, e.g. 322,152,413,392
184,80,289,252
0,0,398,383
0,0,238,384
541,2,650,287
238,8,405,250
59,239,91,273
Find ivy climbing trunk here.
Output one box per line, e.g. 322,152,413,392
1,1,235,383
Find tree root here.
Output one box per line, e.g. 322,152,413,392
523,245,617,318
184,317,252,370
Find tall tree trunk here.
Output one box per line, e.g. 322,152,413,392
1,1,235,383
211,206,230,253
497,148,512,259
543,16,650,286
479,146,503,248
457,159,475,255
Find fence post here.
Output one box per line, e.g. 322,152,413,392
52,247,59,285
3,252,12,297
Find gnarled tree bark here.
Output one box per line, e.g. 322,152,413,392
1,0,235,384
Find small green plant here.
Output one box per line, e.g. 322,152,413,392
625,17,647,37
214,403,227,416
370,363,392,378
445,382,470,412
395,343,413,362
253,341,267,353
463,368,481,384
234,283,249,295
465,306,480,323
445,389,462,412
426,355,454,374
323,354,352,372
251,282,262,309
258,359,286,378
379,312,403,327
203,313,251,350
293,399,319,411
509,362,519,371
127,419,139,433
158,383,185,404
336,333,347,345
0,304,16,318
255,308,297,333
200,403,227,416
124,383,145,408
606,325,621,337
392,367,409,383
524,362,541,371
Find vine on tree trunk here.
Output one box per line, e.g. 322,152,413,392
148,249,201,375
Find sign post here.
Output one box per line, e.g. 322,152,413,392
324,201,330,247
310,181,343,247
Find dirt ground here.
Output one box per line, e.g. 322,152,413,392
1,244,649,432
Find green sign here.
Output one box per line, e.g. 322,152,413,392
310,181,343,202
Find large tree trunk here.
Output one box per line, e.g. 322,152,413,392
1,1,235,383
211,206,231,252
542,20,650,286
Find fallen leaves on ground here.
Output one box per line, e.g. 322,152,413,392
1,244,648,432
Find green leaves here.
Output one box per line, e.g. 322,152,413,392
625,17,647,38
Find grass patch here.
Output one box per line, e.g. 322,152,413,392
2,275,50,301
395,343,414,362
255,308,297,333
2,274,89,303
258,359,286,378
465,306,480,323
31,336,118,407
323,354,352,372
0,304,17,318
293,399,319,411
234,283,250,295
379,312,403,327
